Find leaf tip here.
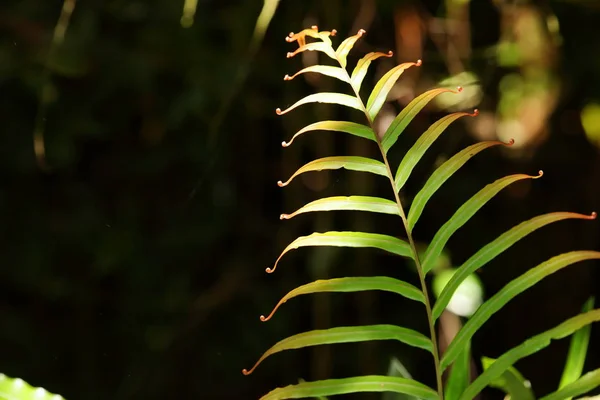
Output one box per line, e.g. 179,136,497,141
259,314,269,322
281,140,290,147
331,29,337,36
280,213,291,220
242,368,252,376
457,85,464,93
471,109,479,117
590,211,597,219
265,266,275,273
535,170,544,178
283,74,291,81
276,108,283,115
358,28,366,36
416,59,423,66
277,180,286,187
507,138,515,146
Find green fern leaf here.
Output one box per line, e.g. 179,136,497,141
283,65,350,83
335,29,366,68
541,368,600,400
266,231,413,274
460,309,600,400
276,93,363,116
282,121,376,148
444,341,471,400
278,156,387,187
442,251,600,372
381,87,462,154
259,376,438,400
366,61,422,121
480,356,535,400
280,196,399,220
0,373,65,400
559,296,595,396
260,277,425,322
243,325,433,376
407,140,514,231
422,172,543,274
350,51,394,91
394,111,479,192
433,212,597,321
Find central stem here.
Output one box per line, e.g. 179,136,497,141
336,55,444,399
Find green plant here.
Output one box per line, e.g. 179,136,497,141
0,373,65,400
243,25,600,400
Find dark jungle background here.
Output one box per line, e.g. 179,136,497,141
1,0,600,399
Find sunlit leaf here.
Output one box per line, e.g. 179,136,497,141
286,42,337,60
394,111,478,192
350,51,394,92
433,212,597,321
541,368,600,400
335,29,366,68
444,341,471,400
407,140,513,231
558,297,595,397
284,65,350,83
280,196,399,220
276,93,363,116
422,172,543,274
0,373,65,400
460,309,600,400
282,121,375,148
260,277,424,322
443,251,600,372
381,87,461,153
266,231,413,274
259,376,438,400
243,325,433,375
481,356,535,400
366,61,422,121
278,156,387,187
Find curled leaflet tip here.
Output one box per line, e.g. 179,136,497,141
590,212,597,219
265,266,276,273
283,74,291,80
506,138,515,145
416,59,423,66
457,86,464,93
277,180,285,187
242,368,253,376
286,52,294,58
311,25,318,30
281,140,290,147
275,108,283,115
535,170,544,178
280,214,291,220
471,109,479,117
331,29,337,36
386,51,394,56
260,311,275,322
357,29,366,36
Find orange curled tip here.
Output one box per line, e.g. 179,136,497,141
357,28,366,36
275,108,283,115
286,52,294,58
415,59,423,66
286,33,294,42
265,266,275,273
311,25,318,30
471,109,479,117
242,368,253,376
535,170,544,178
506,138,515,146
456,86,464,93
283,74,291,80
281,140,290,147
330,29,337,36
590,211,598,219
386,50,394,57
280,213,291,220
277,180,286,187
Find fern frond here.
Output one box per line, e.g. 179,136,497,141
335,29,366,68
282,121,376,148
422,172,544,274
407,139,514,230
280,196,399,220
381,87,463,154
433,212,597,321
442,251,600,372
480,356,535,399
460,309,600,400
277,156,387,187
266,231,413,274
242,325,433,375
276,93,363,115
366,60,422,121
394,110,479,192
259,376,438,400
259,276,425,322
284,65,350,83
351,51,394,91
541,369,600,400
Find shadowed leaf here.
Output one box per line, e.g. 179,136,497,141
460,309,600,400
259,376,438,400
445,341,471,400
443,251,600,372
433,212,597,321
481,356,535,400
394,111,478,192
422,172,543,274
382,87,461,153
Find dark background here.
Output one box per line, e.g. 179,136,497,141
1,0,600,399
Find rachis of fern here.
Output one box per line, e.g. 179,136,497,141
244,25,600,400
